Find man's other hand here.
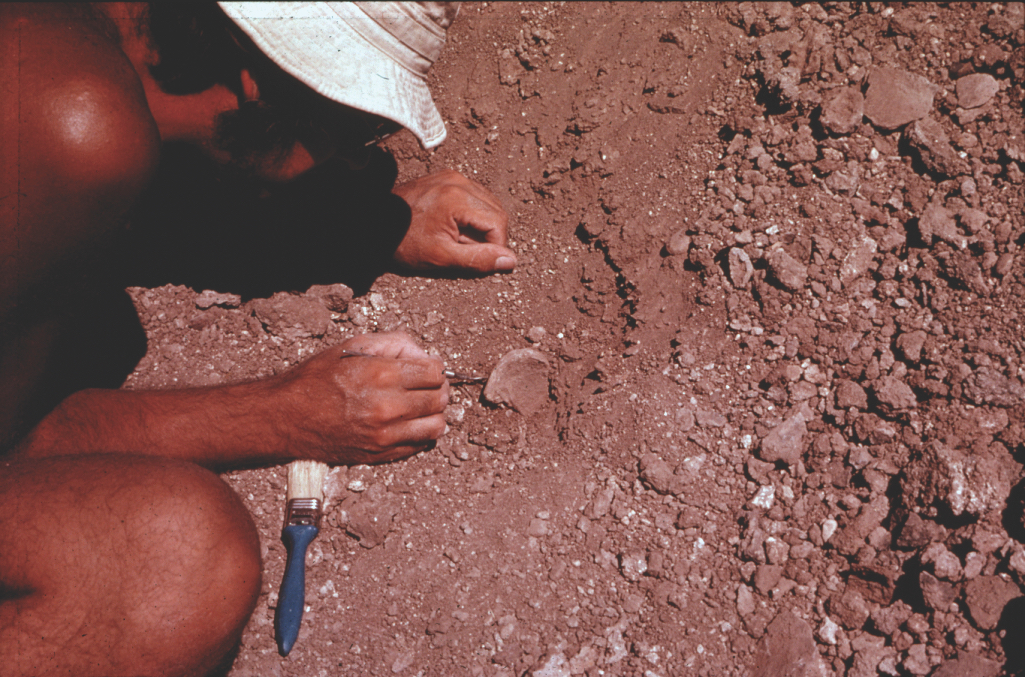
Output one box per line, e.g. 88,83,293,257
392,169,516,274
271,332,449,465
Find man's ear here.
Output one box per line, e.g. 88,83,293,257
240,69,260,102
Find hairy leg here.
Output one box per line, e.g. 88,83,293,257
0,454,262,677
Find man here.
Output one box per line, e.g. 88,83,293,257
0,3,514,675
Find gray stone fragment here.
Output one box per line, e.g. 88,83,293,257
483,349,551,415
749,611,830,677
820,87,864,135
766,248,808,292
864,67,937,130
956,73,1000,109
905,117,963,177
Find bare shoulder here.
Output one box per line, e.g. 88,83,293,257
1,3,159,193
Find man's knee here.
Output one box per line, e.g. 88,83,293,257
125,459,263,647
0,454,262,677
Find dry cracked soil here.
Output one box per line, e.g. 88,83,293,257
117,3,1025,676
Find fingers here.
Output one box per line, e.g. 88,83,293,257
342,331,427,359
454,188,509,246
446,242,518,273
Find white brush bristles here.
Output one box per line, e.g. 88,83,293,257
286,460,329,503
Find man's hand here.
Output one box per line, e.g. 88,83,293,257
392,169,517,274
271,332,450,465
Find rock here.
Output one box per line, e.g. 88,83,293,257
903,440,1019,517
895,330,928,363
344,495,400,549
863,67,937,130
956,73,1000,109
195,289,242,309
666,230,692,255
585,484,615,519
918,201,965,248
729,247,755,287
962,365,1025,407
820,87,864,135
737,584,756,616
931,654,1002,677
870,600,912,636
754,564,783,595
483,349,551,415
964,575,1022,630
619,551,648,581
835,380,868,409
758,409,808,467
696,409,727,427
921,542,963,581
304,283,354,313
903,644,931,676
848,634,898,677
839,237,878,285
526,326,547,343
829,589,870,630
638,454,675,495
905,117,963,177
749,611,829,677
919,571,958,611
766,248,808,292
816,617,839,645
871,376,917,411
250,292,336,338
896,513,947,550
832,495,890,557
531,652,570,677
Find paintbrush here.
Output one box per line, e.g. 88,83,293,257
275,459,328,656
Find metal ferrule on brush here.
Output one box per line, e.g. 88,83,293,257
284,498,322,528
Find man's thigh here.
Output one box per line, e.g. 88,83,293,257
0,453,262,677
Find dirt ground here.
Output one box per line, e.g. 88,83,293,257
121,3,1025,676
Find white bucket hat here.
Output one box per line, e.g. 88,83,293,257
216,2,459,149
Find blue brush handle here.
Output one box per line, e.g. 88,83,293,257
275,524,319,656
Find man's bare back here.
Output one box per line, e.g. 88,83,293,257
0,4,512,675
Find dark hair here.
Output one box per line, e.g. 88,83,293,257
144,3,399,173
146,3,248,95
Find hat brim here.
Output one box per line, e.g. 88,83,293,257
218,2,447,149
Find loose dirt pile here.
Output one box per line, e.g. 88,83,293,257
123,3,1025,676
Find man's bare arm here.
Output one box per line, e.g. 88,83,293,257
13,332,450,469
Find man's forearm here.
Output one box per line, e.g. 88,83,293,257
12,382,292,469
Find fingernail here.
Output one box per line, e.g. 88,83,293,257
495,256,516,271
